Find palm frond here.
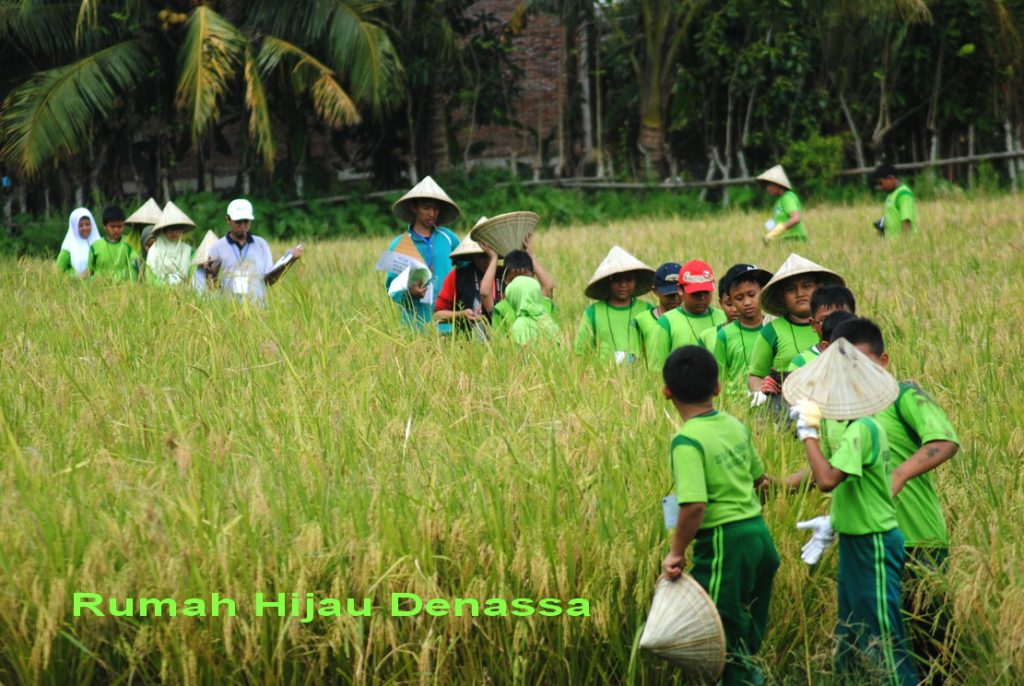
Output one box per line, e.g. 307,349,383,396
325,1,401,111
258,36,360,128
175,5,247,144
243,47,275,169
0,37,150,176
75,0,100,46
0,1,77,58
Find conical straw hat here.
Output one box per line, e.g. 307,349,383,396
782,337,899,420
759,253,845,317
756,164,792,189
392,175,461,226
584,246,655,300
125,198,163,226
639,576,726,680
449,233,486,259
154,200,196,233
470,211,539,257
191,230,219,265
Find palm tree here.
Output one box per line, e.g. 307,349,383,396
0,0,401,185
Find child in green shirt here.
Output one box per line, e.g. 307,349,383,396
482,245,556,335
661,345,779,685
832,317,959,680
787,285,857,371
574,246,654,364
788,310,855,371
748,254,845,401
786,338,917,686
757,165,807,241
647,260,727,369
633,262,682,362
873,163,918,236
88,206,139,282
713,264,773,392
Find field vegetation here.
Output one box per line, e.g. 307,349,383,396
1,196,1022,684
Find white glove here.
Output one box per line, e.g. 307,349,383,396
750,391,769,408
789,399,821,441
796,516,835,564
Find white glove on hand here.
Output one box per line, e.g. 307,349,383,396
789,399,822,441
796,515,835,565
750,391,769,408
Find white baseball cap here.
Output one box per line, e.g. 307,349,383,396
226,198,255,221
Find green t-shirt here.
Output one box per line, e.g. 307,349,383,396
786,345,821,372
670,410,765,529
632,308,662,363
883,183,917,236
647,306,728,369
773,190,808,241
748,317,819,378
822,416,897,535
574,299,653,362
875,381,959,548
89,238,139,282
492,297,555,336
56,249,75,275
714,321,764,386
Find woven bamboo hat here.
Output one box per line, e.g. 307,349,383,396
783,337,899,419
191,230,219,265
759,253,845,317
392,176,461,226
639,576,726,680
470,211,539,257
449,232,486,260
125,198,163,226
756,164,792,190
154,200,196,234
584,246,655,300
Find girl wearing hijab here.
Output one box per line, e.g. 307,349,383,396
504,276,559,346
56,208,100,277
146,201,196,286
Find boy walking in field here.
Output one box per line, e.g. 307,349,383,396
748,254,845,400
88,206,139,282
647,260,728,368
757,165,807,242
712,264,773,393
574,246,654,364
661,345,779,685
786,285,857,371
832,317,959,683
785,338,918,685
873,163,918,236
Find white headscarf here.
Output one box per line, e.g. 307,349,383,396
60,207,100,274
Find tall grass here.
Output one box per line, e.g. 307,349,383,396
0,196,1021,684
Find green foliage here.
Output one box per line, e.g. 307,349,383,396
781,134,846,196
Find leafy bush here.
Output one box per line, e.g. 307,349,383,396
781,133,846,196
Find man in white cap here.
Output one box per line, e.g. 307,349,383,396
202,198,303,303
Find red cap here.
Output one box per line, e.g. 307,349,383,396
679,260,715,293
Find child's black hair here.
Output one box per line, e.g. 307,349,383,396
103,206,126,224
811,285,856,317
663,346,718,404
872,163,897,179
503,250,534,273
832,317,886,356
820,310,856,343
727,275,763,297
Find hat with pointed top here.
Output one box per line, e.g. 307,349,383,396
759,253,845,317
639,575,726,680
125,198,163,226
392,175,461,226
153,200,196,234
584,246,655,300
756,164,792,190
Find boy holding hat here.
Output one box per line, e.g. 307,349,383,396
661,345,779,686
784,337,918,685
88,206,138,282
757,165,807,242
747,253,844,398
574,246,654,363
632,262,682,361
204,199,303,303
482,238,556,336
712,264,773,392
385,176,461,332
872,163,918,236
831,317,959,681
647,260,727,369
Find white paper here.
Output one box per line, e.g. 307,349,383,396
614,351,636,365
662,495,678,529
376,250,426,274
388,266,413,296
764,219,776,231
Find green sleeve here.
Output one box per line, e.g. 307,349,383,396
574,305,596,354
713,327,729,369
129,245,140,278
87,244,98,273
698,326,717,352
671,436,708,504
828,420,871,478
781,191,801,214
747,430,765,481
748,325,776,377
896,192,915,223
56,249,74,274
647,317,671,370
786,352,804,373
897,383,959,445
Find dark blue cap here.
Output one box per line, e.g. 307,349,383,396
653,262,683,295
